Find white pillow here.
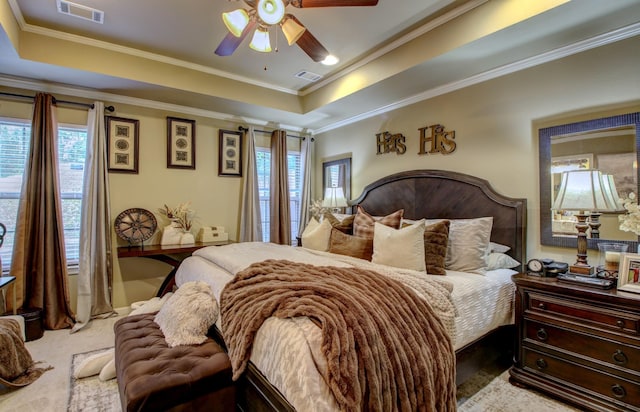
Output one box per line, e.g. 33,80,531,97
99,358,116,381
426,217,493,274
488,242,510,254
301,217,332,251
129,292,173,316
372,220,426,272
74,348,115,379
154,281,219,347
486,252,520,270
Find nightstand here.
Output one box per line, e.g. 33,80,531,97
509,274,640,411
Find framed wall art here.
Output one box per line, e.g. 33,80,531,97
106,116,139,174
219,129,243,177
167,117,196,169
618,253,640,294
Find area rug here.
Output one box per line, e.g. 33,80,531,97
458,370,580,412
67,347,119,412
67,349,578,412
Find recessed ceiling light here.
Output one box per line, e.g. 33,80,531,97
321,55,339,66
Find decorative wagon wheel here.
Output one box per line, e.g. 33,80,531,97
114,208,157,245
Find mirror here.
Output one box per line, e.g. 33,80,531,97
540,112,640,250
322,158,351,213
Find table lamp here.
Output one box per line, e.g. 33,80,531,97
551,169,621,275
322,186,348,213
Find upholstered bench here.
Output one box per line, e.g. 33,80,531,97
114,313,235,412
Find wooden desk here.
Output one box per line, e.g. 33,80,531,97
0,276,17,315
117,241,231,296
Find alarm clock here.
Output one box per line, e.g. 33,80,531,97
526,258,568,277
526,258,545,276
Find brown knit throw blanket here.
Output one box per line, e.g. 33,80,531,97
220,259,456,412
0,318,52,388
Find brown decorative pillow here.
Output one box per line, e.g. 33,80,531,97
323,212,355,234
328,228,373,261
352,206,403,239
423,220,450,275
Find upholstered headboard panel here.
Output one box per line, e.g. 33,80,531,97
350,170,526,269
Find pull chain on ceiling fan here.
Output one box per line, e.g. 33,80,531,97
215,0,379,64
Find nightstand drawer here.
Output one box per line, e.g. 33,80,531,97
527,292,640,336
523,348,640,408
524,320,640,373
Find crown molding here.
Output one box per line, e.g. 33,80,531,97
0,75,307,132
7,1,297,96
313,22,640,134
300,0,487,96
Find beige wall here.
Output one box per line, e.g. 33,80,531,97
315,36,640,267
0,99,245,310
1,35,639,311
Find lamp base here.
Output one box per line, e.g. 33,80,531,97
569,264,594,276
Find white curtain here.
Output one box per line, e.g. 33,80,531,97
72,101,115,333
239,126,263,242
297,135,314,238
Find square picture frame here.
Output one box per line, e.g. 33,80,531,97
618,253,640,294
167,117,196,169
106,116,139,174
218,129,243,177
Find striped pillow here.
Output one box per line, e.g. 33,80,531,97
353,206,403,239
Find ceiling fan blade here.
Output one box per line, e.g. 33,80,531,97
214,20,257,56
290,0,378,8
296,28,329,62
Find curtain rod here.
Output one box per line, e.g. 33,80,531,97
238,125,313,141
0,91,115,112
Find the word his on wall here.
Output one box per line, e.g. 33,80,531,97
376,124,456,156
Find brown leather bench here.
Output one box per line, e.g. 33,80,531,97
114,313,235,412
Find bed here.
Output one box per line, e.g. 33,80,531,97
175,169,526,411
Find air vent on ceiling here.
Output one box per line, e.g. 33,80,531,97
56,0,104,24
295,70,322,83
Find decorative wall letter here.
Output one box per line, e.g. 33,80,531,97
375,131,407,155
418,124,456,155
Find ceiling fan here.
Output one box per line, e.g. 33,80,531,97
214,0,379,64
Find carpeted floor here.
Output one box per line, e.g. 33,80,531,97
1,313,582,412
0,312,124,412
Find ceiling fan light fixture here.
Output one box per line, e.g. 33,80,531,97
281,15,306,45
250,27,272,52
257,0,286,25
222,9,250,37
321,54,339,65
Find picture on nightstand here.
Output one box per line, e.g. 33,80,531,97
618,252,640,293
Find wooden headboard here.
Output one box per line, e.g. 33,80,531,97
350,169,527,270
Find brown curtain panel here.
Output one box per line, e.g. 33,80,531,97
269,129,291,245
9,93,75,330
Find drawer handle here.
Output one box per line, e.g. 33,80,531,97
611,384,626,399
538,302,547,310
612,350,628,366
536,328,548,342
535,358,547,370
616,319,625,328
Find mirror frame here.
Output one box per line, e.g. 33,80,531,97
539,111,640,250
322,157,352,207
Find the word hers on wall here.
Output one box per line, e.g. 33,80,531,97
376,123,456,156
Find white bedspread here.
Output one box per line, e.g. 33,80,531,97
176,242,516,411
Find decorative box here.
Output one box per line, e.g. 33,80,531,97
197,226,229,242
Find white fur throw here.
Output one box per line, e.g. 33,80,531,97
154,281,219,347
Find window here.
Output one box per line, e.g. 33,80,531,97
0,118,87,273
256,147,302,244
